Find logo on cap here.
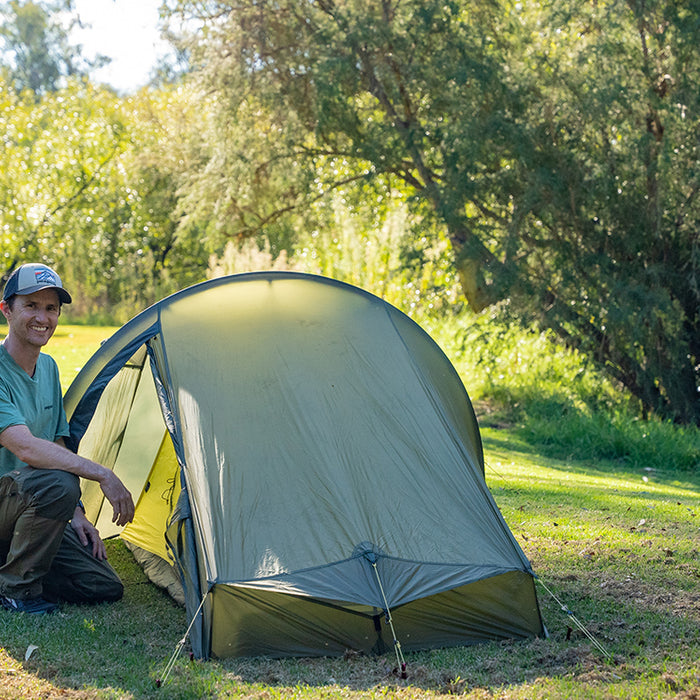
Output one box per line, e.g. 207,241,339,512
35,268,58,286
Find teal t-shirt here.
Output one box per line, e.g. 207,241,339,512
0,343,70,477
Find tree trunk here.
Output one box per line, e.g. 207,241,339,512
455,257,499,314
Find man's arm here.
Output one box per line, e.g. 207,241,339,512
0,424,134,526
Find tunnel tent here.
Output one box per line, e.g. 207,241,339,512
64,271,545,659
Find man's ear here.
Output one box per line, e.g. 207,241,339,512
0,299,10,321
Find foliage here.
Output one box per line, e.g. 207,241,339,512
168,0,520,307
448,311,700,472
0,2,203,324
507,0,700,426
0,78,130,310
0,78,213,322
111,84,212,314
208,178,462,317
165,0,700,425
0,0,104,95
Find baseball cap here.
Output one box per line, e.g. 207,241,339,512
2,263,72,304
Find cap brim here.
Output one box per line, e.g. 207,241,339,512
13,284,72,304
56,287,72,304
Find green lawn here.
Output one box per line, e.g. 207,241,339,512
0,327,698,699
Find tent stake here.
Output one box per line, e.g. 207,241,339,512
157,591,209,687
536,576,612,659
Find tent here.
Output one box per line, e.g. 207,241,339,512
64,272,545,659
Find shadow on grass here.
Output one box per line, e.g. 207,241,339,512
2,539,699,699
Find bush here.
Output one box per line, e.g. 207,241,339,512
434,308,700,473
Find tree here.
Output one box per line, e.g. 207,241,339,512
0,78,130,307
167,0,521,302
0,0,106,96
117,84,212,304
504,1,700,424
166,0,699,424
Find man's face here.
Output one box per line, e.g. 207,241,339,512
1,288,61,349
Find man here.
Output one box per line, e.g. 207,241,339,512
0,263,135,614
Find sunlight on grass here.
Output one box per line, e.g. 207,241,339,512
45,325,119,387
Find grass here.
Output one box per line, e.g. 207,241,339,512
1,325,699,699
46,325,120,386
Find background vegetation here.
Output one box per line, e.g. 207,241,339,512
1,0,698,425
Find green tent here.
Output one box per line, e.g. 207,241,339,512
64,272,545,659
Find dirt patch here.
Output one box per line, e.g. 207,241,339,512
595,576,700,621
1,650,95,700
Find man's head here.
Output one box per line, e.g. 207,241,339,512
1,265,70,353
2,264,72,307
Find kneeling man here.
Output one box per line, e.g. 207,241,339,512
0,263,134,614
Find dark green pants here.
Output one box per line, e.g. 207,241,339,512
0,468,123,603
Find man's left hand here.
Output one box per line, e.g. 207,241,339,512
70,507,107,560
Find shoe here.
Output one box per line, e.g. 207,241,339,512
0,595,58,614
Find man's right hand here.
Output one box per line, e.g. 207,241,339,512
99,470,135,526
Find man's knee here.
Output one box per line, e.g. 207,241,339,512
45,567,124,604
74,571,123,603
97,576,124,603
18,469,81,520
43,526,124,604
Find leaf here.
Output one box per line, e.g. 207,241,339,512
25,644,38,661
